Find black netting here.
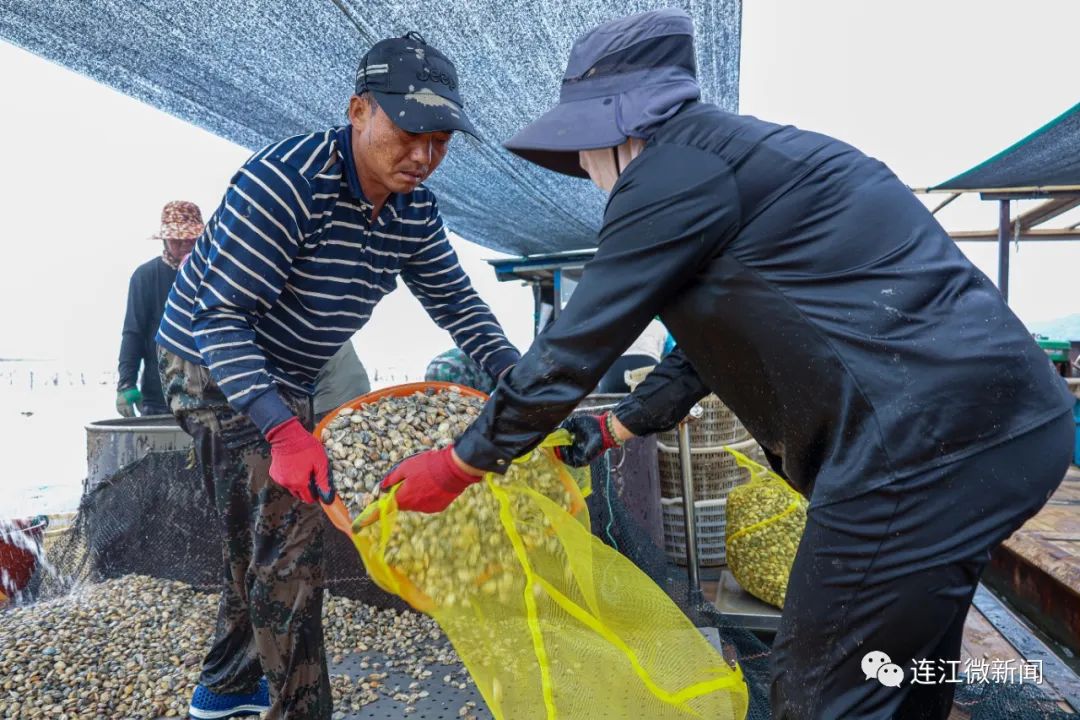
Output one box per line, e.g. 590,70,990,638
585,448,773,720
42,449,409,612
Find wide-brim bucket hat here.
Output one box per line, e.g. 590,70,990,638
504,8,701,178
153,200,204,240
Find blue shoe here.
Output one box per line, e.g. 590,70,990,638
188,677,270,719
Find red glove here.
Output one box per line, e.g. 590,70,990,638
266,417,332,504
380,445,483,514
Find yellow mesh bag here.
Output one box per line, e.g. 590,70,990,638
724,448,808,609
353,432,748,720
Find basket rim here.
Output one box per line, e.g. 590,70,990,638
656,436,757,454
314,381,489,437
659,496,727,508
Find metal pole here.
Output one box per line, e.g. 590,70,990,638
531,283,542,337
677,421,703,601
998,199,1011,303
552,269,562,320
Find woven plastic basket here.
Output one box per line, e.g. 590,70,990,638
661,497,727,566
658,394,748,447
657,437,762,502
624,366,749,446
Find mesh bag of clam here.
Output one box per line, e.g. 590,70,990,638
320,384,748,720
723,447,808,609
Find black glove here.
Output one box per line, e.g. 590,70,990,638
555,413,622,468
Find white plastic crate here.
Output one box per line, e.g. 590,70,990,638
661,496,727,567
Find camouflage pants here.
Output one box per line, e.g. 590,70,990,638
158,347,331,720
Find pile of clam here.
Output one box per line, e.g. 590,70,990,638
0,574,476,719
324,389,581,608
320,388,482,512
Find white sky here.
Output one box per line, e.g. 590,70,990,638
1,0,1079,377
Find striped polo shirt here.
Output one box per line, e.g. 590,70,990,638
157,126,519,434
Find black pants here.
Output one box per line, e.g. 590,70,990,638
139,401,170,416
770,411,1072,720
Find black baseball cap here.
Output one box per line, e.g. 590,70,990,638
355,32,478,138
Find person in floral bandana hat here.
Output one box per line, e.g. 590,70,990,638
116,200,203,417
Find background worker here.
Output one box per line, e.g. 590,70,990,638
378,10,1074,720
156,32,518,720
313,341,371,422
424,347,498,393
116,200,202,417
595,317,670,394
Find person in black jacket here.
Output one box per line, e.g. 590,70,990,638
117,201,203,416
378,7,1071,720
378,10,1074,720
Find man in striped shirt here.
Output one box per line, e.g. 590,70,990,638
157,32,519,720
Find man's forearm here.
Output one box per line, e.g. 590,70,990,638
191,310,293,434
117,332,144,390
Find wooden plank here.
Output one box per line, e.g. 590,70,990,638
931,192,962,215
952,602,1045,719
913,186,1080,194
989,469,1080,658
1014,196,1080,230
956,595,1078,715
950,228,1080,242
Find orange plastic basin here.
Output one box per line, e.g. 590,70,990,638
314,381,489,437
313,382,490,536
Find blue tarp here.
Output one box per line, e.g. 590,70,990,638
0,0,741,255
932,101,1080,192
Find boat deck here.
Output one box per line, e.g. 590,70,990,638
701,466,1080,717
702,574,1079,716
985,466,1080,659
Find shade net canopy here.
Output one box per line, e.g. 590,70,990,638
0,0,741,256
932,101,1080,192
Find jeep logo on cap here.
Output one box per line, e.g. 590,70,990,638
417,66,456,91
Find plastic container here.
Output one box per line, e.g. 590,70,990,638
656,437,763,501
658,394,749,447
85,415,193,492
661,497,727,566
314,381,489,436
313,381,497,530
0,517,48,596
624,366,749,446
